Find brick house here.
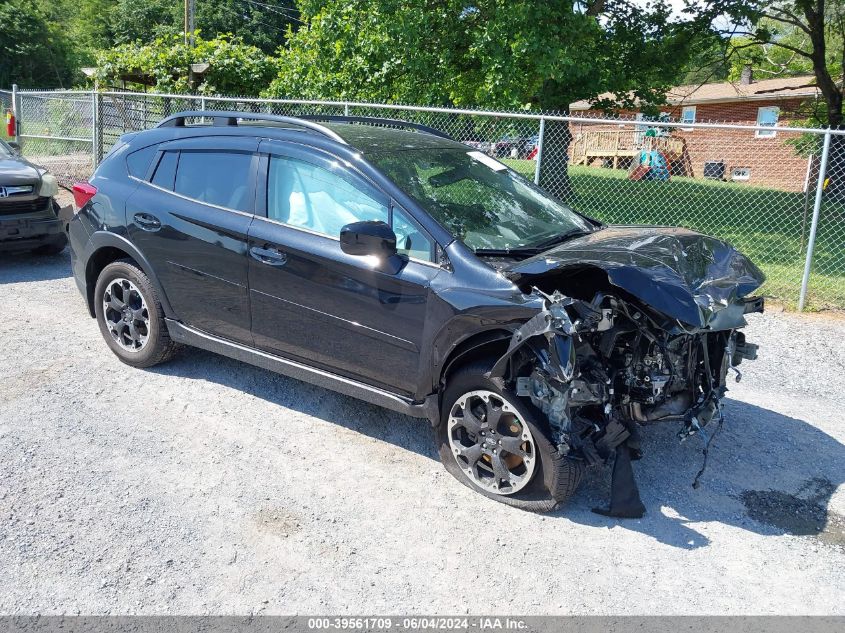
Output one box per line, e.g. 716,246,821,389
568,72,820,191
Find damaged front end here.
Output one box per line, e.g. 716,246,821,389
486,228,765,517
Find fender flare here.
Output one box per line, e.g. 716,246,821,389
84,231,176,319
435,326,516,390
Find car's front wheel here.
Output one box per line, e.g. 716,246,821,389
94,260,178,368
437,360,585,512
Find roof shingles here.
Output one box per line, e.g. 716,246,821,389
570,75,819,111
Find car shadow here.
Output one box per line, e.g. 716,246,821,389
152,347,845,550
559,399,845,550
0,248,71,283
151,347,440,459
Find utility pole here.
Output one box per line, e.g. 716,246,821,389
184,0,196,47
184,0,196,89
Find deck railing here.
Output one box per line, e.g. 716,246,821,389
571,129,685,166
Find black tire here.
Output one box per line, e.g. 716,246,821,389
94,259,178,368
31,234,67,256
437,360,585,513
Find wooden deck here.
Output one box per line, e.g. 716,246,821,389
571,130,685,168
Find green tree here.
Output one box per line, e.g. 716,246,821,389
267,0,711,196
106,0,299,55
31,0,117,69
0,0,75,88
94,33,276,96
691,1,845,126
109,0,176,46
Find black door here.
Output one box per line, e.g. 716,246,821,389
126,136,259,344
247,141,442,396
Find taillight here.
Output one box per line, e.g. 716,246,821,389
72,182,97,209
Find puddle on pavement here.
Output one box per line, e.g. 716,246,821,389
740,477,845,547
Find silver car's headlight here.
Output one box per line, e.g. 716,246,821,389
38,173,59,198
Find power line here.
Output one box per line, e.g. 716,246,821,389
220,3,289,35
239,0,306,25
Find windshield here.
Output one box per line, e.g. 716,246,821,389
0,140,12,157
369,148,593,251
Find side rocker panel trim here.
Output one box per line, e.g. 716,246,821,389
165,319,437,421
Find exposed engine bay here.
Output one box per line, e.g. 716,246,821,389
487,288,762,517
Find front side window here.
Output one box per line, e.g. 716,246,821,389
756,106,779,138
370,148,593,252
173,150,254,212
393,207,433,261
267,155,388,238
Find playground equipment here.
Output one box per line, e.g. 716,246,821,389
629,148,671,182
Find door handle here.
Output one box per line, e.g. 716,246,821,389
133,213,161,231
250,245,288,267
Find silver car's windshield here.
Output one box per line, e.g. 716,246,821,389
369,148,593,251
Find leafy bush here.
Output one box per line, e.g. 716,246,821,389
93,33,276,96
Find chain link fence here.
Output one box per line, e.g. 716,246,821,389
8,89,94,185
5,88,845,311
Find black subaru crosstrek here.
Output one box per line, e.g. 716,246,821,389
67,112,764,515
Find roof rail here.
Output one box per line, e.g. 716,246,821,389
155,111,347,144
299,115,455,140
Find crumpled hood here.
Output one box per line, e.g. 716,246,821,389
504,226,765,328
0,155,41,186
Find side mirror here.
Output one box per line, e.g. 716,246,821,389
340,220,397,257
339,220,403,273
7,141,20,153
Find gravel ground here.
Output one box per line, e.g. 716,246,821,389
0,249,843,615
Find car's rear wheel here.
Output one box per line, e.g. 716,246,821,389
94,260,178,368
437,360,585,512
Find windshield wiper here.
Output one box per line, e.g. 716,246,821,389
527,228,592,251
474,228,595,258
474,246,543,258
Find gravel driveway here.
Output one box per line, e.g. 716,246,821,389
1,250,843,615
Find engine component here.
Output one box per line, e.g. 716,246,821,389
493,287,758,512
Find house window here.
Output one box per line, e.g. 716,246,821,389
681,105,696,129
756,106,779,138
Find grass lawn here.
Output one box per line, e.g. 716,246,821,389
503,159,845,311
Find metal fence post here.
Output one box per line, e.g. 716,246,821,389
344,102,350,117
91,88,100,167
798,130,832,311
533,117,546,185
11,83,19,145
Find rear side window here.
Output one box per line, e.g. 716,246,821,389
126,145,159,178
151,150,178,190
174,150,253,212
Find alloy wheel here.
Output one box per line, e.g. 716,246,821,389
102,278,150,352
448,390,537,495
